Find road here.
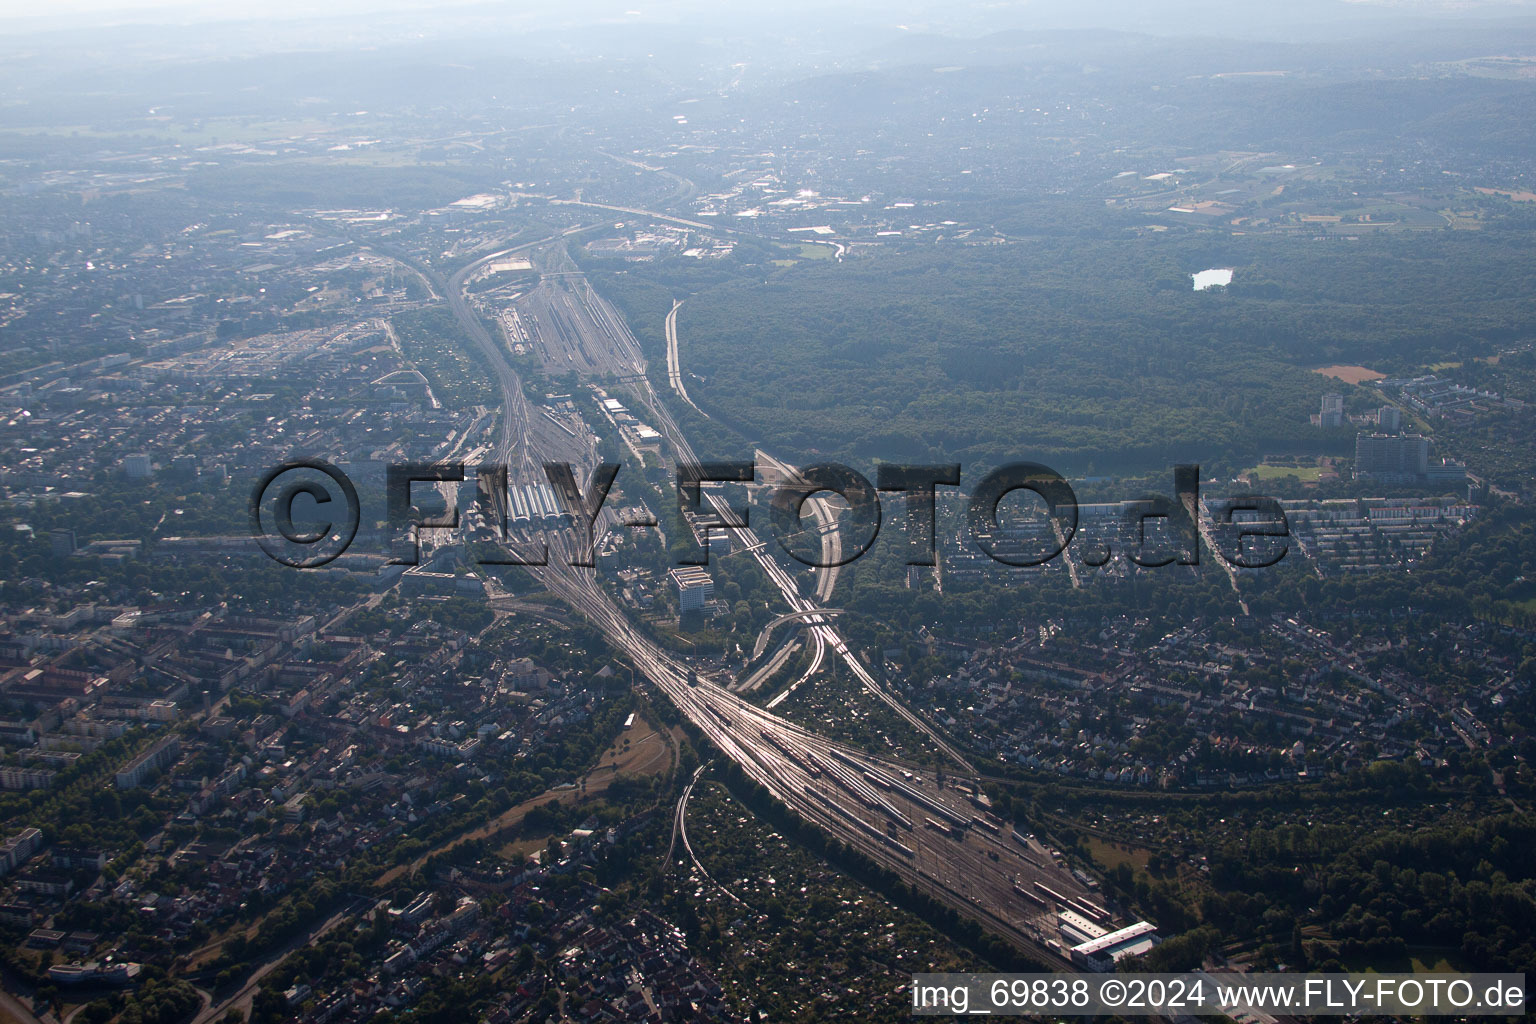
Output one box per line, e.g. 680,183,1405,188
549,198,730,234
0,983,45,1024
751,609,845,661
629,367,968,767
663,299,706,417
734,634,801,694
191,899,366,1024
1196,496,1250,615
756,448,841,605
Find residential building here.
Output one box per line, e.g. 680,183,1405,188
1354,433,1429,482
668,567,714,612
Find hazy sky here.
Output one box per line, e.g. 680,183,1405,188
0,0,469,23
6,0,1533,18
3,0,1533,37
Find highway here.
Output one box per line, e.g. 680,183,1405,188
627,369,970,768
663,299,707,418
433,237,1096,968
750,608,845,661
548,197,729,234
734,633,801,694
732,449,838,697
756,448,842,605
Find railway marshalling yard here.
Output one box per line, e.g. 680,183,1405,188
452,237,1124,971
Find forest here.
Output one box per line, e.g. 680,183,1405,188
595,226,1536,478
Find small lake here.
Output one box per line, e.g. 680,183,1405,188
1191,268,1233,291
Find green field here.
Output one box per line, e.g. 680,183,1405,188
1084,835,1153,872
1245,463,1325,481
